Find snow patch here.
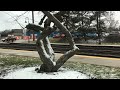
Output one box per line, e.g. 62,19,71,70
53,62,56,66
3,67,89,79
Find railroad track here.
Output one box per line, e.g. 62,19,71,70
0,43,120,58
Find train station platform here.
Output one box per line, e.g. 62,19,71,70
0,48,120,68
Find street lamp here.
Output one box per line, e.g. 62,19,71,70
25,17,29,23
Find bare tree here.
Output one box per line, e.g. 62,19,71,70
26,11,79,72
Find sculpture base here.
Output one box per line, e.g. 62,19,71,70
3,67,89,79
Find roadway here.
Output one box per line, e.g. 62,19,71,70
0,48,120,68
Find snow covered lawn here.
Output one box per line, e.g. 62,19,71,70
3,67,89,79
2,54,120,79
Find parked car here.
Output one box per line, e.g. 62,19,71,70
2,35,16,43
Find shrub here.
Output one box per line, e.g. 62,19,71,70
104,34,120,43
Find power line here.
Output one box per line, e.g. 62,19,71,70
7,11,40,23
16,11,29,20
6,11,29,21
2,11,25,29
5,11,29,24
1,11,43,30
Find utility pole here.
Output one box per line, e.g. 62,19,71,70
32,11,35,41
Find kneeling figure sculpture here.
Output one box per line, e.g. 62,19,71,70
26,11,79,72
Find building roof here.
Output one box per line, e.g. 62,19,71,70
11,29,23,33
11,29,23,36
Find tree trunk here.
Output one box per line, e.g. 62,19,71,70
96,11,101,45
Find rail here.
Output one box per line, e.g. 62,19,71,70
0,43,120,58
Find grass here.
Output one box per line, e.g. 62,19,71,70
49,37,62,43
1,54,120,79
0,54,41,67
102,43,120,45
64,62,120,79
0,54,42,78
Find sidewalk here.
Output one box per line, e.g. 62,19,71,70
0,48,120,67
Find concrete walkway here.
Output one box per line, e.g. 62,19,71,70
0,48,120,67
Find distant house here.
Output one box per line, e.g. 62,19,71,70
11,29,24,39
11,29,23,36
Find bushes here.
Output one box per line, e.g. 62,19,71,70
104,34,120,43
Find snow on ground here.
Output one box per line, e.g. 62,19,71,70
3,67,89,79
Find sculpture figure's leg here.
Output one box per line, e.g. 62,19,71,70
36,39,55,72
43,37,55,61
52,47,79,72
36,26,56,72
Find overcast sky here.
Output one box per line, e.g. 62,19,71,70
0,11,44,32
0,11,120,32
114,11,120,21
